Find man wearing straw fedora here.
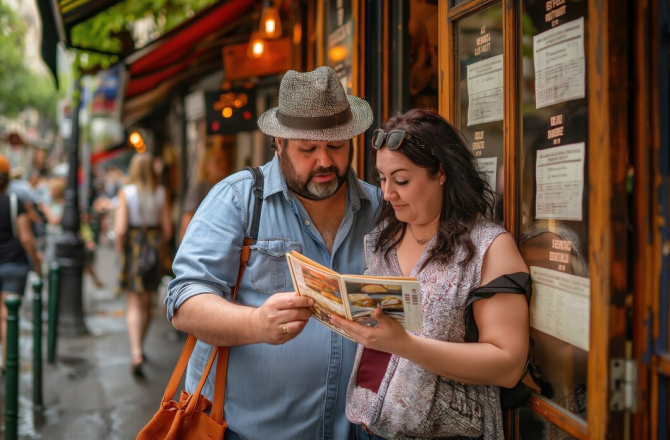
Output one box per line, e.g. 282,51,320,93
167,66,379,440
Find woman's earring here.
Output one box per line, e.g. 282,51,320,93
440,181,444,185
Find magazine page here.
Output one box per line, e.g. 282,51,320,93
285,253,355,341
340,276,423,332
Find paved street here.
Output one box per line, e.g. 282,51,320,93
0,245,184,440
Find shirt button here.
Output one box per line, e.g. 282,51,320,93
304,220,311,226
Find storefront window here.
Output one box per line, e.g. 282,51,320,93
455,3,504,223
517,0,590,437
326,0,354,93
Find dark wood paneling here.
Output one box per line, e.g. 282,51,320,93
632,0,653,438
502,0,518,237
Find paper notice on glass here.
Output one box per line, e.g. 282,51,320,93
467,55,504,126
476,157,497,193
529,266,590,351
533,18,585,109
535,142,585,221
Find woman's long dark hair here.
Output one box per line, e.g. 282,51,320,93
372,109,495,269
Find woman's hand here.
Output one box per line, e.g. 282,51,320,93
329,308,412,354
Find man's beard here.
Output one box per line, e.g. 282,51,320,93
278,145,353,200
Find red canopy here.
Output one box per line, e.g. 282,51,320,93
124,0,255,100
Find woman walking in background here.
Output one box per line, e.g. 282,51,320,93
178,144,231,242
115,154,172,377
0,154,41,372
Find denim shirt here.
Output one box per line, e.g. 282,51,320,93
166,156,380,440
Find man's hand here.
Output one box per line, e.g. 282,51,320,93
250,292,315,345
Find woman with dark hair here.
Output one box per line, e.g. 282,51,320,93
331,109,530,440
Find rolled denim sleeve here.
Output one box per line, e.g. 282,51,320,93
166,178,248,321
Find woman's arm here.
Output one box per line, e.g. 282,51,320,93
161,188,173,243
114,190,128,253
331,233,530,388
17,213,41,276
179,212,194,243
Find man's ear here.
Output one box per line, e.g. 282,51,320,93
275,137,284,153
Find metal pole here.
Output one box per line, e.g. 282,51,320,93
55,71,88,337
32,279,44,408
47,262,60,363
5,295,22,440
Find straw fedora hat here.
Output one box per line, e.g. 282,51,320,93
257,66,373,141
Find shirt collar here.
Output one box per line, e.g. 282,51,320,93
263,155,372,212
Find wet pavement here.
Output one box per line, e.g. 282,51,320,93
0,246,184,439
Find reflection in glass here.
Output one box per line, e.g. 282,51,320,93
455,4,504,223
518,1,589,439
409,0,439,110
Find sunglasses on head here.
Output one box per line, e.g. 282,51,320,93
371,129,428,151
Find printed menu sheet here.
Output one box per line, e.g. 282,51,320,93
467,54,504,126
476,157,498,193
530,266,590,351
533,18,585,109
535,142,585,221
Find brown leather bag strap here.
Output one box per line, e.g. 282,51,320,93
161,333,198,403
209,237,253,423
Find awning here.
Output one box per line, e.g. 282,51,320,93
37,0,127,87
121,0,256,125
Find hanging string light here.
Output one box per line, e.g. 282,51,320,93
258,0,282,39
247,0,282,59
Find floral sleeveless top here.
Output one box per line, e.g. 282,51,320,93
346,219,508,440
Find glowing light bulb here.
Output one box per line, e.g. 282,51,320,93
129,131,142,146
222,107,233,118
265,19,276,36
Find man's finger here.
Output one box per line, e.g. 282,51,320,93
274,293,315,309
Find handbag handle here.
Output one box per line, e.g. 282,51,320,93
160,237,252,417
160,167,264,423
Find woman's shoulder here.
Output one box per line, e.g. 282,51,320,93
471,218,508,242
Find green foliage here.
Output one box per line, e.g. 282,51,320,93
0,0,59,120
71,0,219,70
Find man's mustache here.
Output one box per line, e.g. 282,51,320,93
308,166,339,181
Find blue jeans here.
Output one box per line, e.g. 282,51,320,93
0,262,29,295
354,424,483,440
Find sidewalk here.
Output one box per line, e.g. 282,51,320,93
0,246,184,440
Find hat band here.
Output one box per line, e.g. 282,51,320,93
276,106,353,130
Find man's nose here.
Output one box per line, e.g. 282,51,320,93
315,148,335,168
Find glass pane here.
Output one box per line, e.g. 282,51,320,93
326,0,354,93
451,0,476,7
409,0,439,110
455,3,504,223
517,0,590,437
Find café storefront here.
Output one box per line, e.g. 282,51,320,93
319,0,669,438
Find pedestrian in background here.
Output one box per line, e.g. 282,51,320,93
115,153,172,377
0,154,41,372
178,144,231,242
331,109,530,440
41,176,66,271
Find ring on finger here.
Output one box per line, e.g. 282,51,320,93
282,324,288,334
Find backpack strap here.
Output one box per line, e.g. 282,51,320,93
245,166,264,241
9,193,18,239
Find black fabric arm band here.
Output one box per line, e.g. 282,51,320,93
463,272,532,343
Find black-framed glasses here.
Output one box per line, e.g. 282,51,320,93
371,129,428,151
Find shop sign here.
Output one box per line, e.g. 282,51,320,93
205,88,257,135
222,37,292,81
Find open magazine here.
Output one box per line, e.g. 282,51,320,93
285,251,423,341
